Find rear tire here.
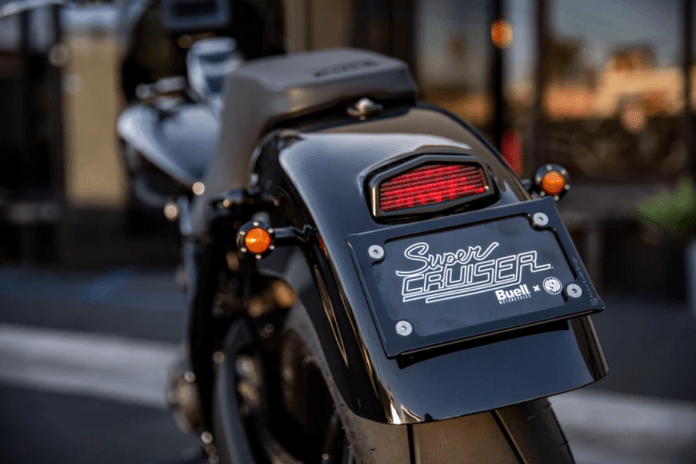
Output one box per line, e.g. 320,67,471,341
280,304,576,464
280,305,377,464
213,303,576,463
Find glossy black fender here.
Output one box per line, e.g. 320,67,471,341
256,105,608,424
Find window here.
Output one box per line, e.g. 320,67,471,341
544,0,686,179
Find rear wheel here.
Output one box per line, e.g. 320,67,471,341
213,303,576,464
279,307,359,464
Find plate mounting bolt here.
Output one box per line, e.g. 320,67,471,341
566,284,582,298
369,245,384,260
533,212,549,227
396,320,412,336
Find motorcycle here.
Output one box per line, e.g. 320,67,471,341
118,28,608,464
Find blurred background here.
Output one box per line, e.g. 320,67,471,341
1,0,696,463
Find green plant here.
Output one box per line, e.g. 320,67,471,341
636,177,696,242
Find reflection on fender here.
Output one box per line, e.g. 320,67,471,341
395,241,552,304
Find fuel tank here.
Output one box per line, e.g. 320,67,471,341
118,101,219,188
258,105,607,424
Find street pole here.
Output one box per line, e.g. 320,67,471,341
49,3,66,264
682,0,696,318
490,0,505,151
683,0,693,181
530,0,548,177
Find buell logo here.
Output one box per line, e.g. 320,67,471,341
395,241,552,304
496,284,531,304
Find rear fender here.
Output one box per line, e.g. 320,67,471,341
258,128,608,424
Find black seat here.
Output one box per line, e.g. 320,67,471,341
191,48,417,234
210,48,416,189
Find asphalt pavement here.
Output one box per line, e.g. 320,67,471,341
0,266,202,464
1,266,696,464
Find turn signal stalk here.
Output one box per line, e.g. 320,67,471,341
236,221,310,260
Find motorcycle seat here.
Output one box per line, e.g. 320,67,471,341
191,48,417,234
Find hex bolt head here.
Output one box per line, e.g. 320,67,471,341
349,98,382,118
356,98,375,112
369,245,384,260
201,431,213,445
533,212,549,227
566,284,583,298
396,320,412,336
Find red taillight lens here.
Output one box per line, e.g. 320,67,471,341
379,164,487,212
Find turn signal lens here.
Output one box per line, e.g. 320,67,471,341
236,221,278,259
244,227,272,254
541,171,565,196
533,163,570,201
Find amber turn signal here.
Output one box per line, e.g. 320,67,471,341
541,171,565,196
245,227,272,254
534,163,570,201
237,221,276,259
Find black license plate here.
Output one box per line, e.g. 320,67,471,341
347,197,603,357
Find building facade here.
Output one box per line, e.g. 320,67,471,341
284,0,695,181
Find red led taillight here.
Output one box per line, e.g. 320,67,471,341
379,164,487,212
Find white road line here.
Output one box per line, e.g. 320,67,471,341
2,322,696,464
0,323,180,409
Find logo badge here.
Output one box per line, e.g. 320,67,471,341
542,277,562,295
495,284,532,305
395,241,552,304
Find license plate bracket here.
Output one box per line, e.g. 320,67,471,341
347,197,603,358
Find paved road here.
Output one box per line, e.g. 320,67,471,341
0,267,201,464
2,266,696,464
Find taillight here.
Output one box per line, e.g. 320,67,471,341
368,155,494,218
379,163,487,213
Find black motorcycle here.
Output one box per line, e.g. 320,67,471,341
118,35,607,464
